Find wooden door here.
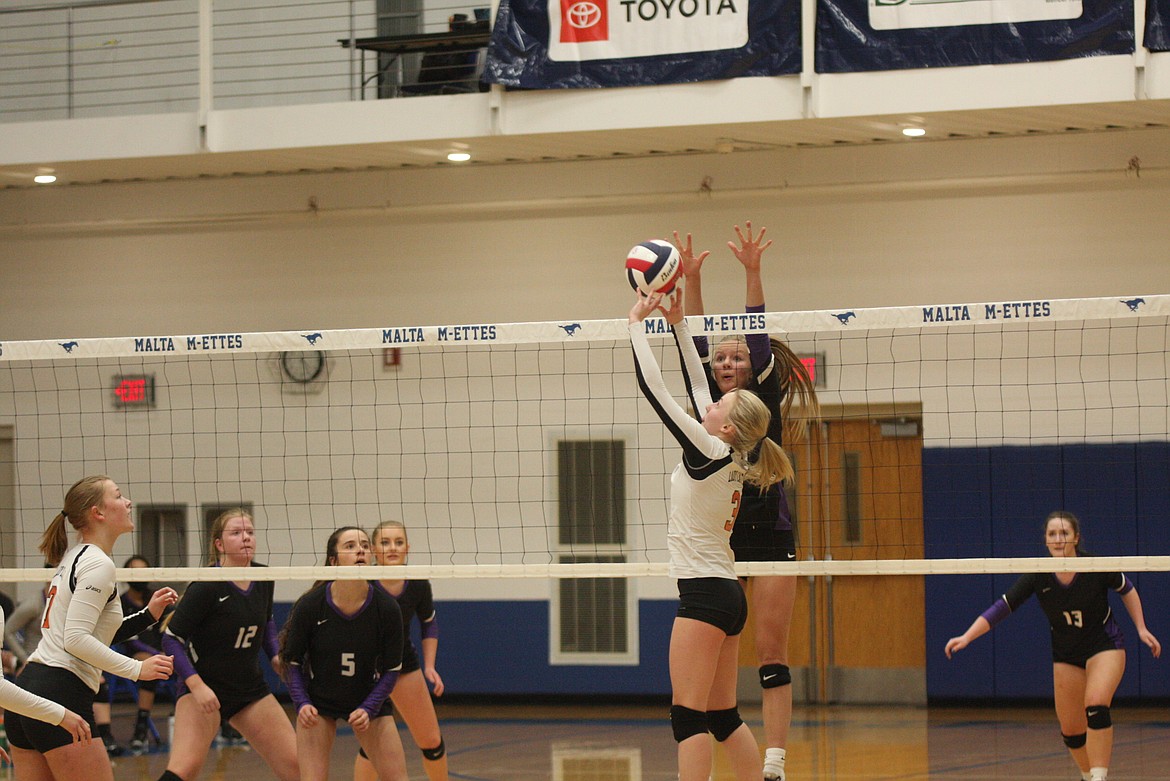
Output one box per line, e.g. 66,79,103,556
739,409,926,704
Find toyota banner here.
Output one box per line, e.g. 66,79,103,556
482,0,800,89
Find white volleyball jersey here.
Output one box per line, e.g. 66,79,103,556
29,543,143,692
0,612,65,726
630,321,743,580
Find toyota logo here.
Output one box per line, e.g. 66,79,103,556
566,1,602,28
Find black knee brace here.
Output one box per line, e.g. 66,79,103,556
759,663,792,689
707,707,743,742
1086,705,1112,730
669,705,709,743
421,739,446,761
1062,732,1087,749
137,678,158,694
158,772,185,781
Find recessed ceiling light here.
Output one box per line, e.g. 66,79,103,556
447,152,471,162
902,127,926,138
33,174,57,184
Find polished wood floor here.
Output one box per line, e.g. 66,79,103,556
92,701,1170,781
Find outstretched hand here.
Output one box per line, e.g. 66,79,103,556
728,221,772,273
629,288,684,325
673,231,709,279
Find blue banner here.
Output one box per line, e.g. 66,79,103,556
817,0,1134,73
482,0,799,89
1148,0,1170,52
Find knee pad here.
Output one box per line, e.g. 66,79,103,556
137,678,158,694
707,707,743,742
421,739,446,761
669,705,709,743
1062,732,1087,749
1085,705,1112,730
759,663,792,690
357,747,369,760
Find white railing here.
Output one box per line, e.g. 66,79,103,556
0,0,483,122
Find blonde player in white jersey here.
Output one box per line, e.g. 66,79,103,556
628,287,792,781
5,476,177,781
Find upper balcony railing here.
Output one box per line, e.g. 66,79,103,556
0,0,484,123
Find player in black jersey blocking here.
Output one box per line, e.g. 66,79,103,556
281,526,408,781
946,511,1161,781
157,509,299,781
354,520,449,781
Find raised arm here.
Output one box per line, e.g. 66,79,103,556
674,231,710,328
728,221,771,310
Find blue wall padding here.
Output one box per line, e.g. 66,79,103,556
926,443,1170,700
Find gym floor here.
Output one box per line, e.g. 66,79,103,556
90,700,1170,781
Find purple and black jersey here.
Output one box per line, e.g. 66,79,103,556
375,579,437,672
281,583,403,719
985,570,1129,663
698,303,793,541
163,569,276,698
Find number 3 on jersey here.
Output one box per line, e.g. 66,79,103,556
41,585,58,629
724,490,742,532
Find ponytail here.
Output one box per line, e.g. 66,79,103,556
40,475,112,566
744,438,792,491
39,513,70,567
769,337,820,444
725,390,794,490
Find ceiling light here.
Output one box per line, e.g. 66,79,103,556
33,174,57,184
902,127,926,138
447,152,471,162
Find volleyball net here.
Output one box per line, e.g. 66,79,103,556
1,293,1169,590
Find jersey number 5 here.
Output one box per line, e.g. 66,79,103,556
724,490,742,532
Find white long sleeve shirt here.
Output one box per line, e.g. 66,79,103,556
29,544,143,692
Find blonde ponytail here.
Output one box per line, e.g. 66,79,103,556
40,475,112,566
725,390,794,490
39,513,70,567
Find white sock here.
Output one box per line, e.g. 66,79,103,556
1089,767,1108,781
764,747,787,779
1081,773,1092,781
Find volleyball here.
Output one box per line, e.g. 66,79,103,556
625,240,683,296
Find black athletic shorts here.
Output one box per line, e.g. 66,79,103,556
676,577,748,636
177,676,271,721
730,523,796,564
1053,633,1124,668
5,662,95,753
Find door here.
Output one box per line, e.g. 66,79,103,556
739,407,926,705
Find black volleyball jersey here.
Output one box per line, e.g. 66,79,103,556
281,583,403,715
164,572,274,693
701,329,791,533
1002,571,1128,659
376,580,436,644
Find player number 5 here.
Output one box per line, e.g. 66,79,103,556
341,652,356,677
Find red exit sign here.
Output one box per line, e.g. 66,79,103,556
112,375,155,408
798,352,827,388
